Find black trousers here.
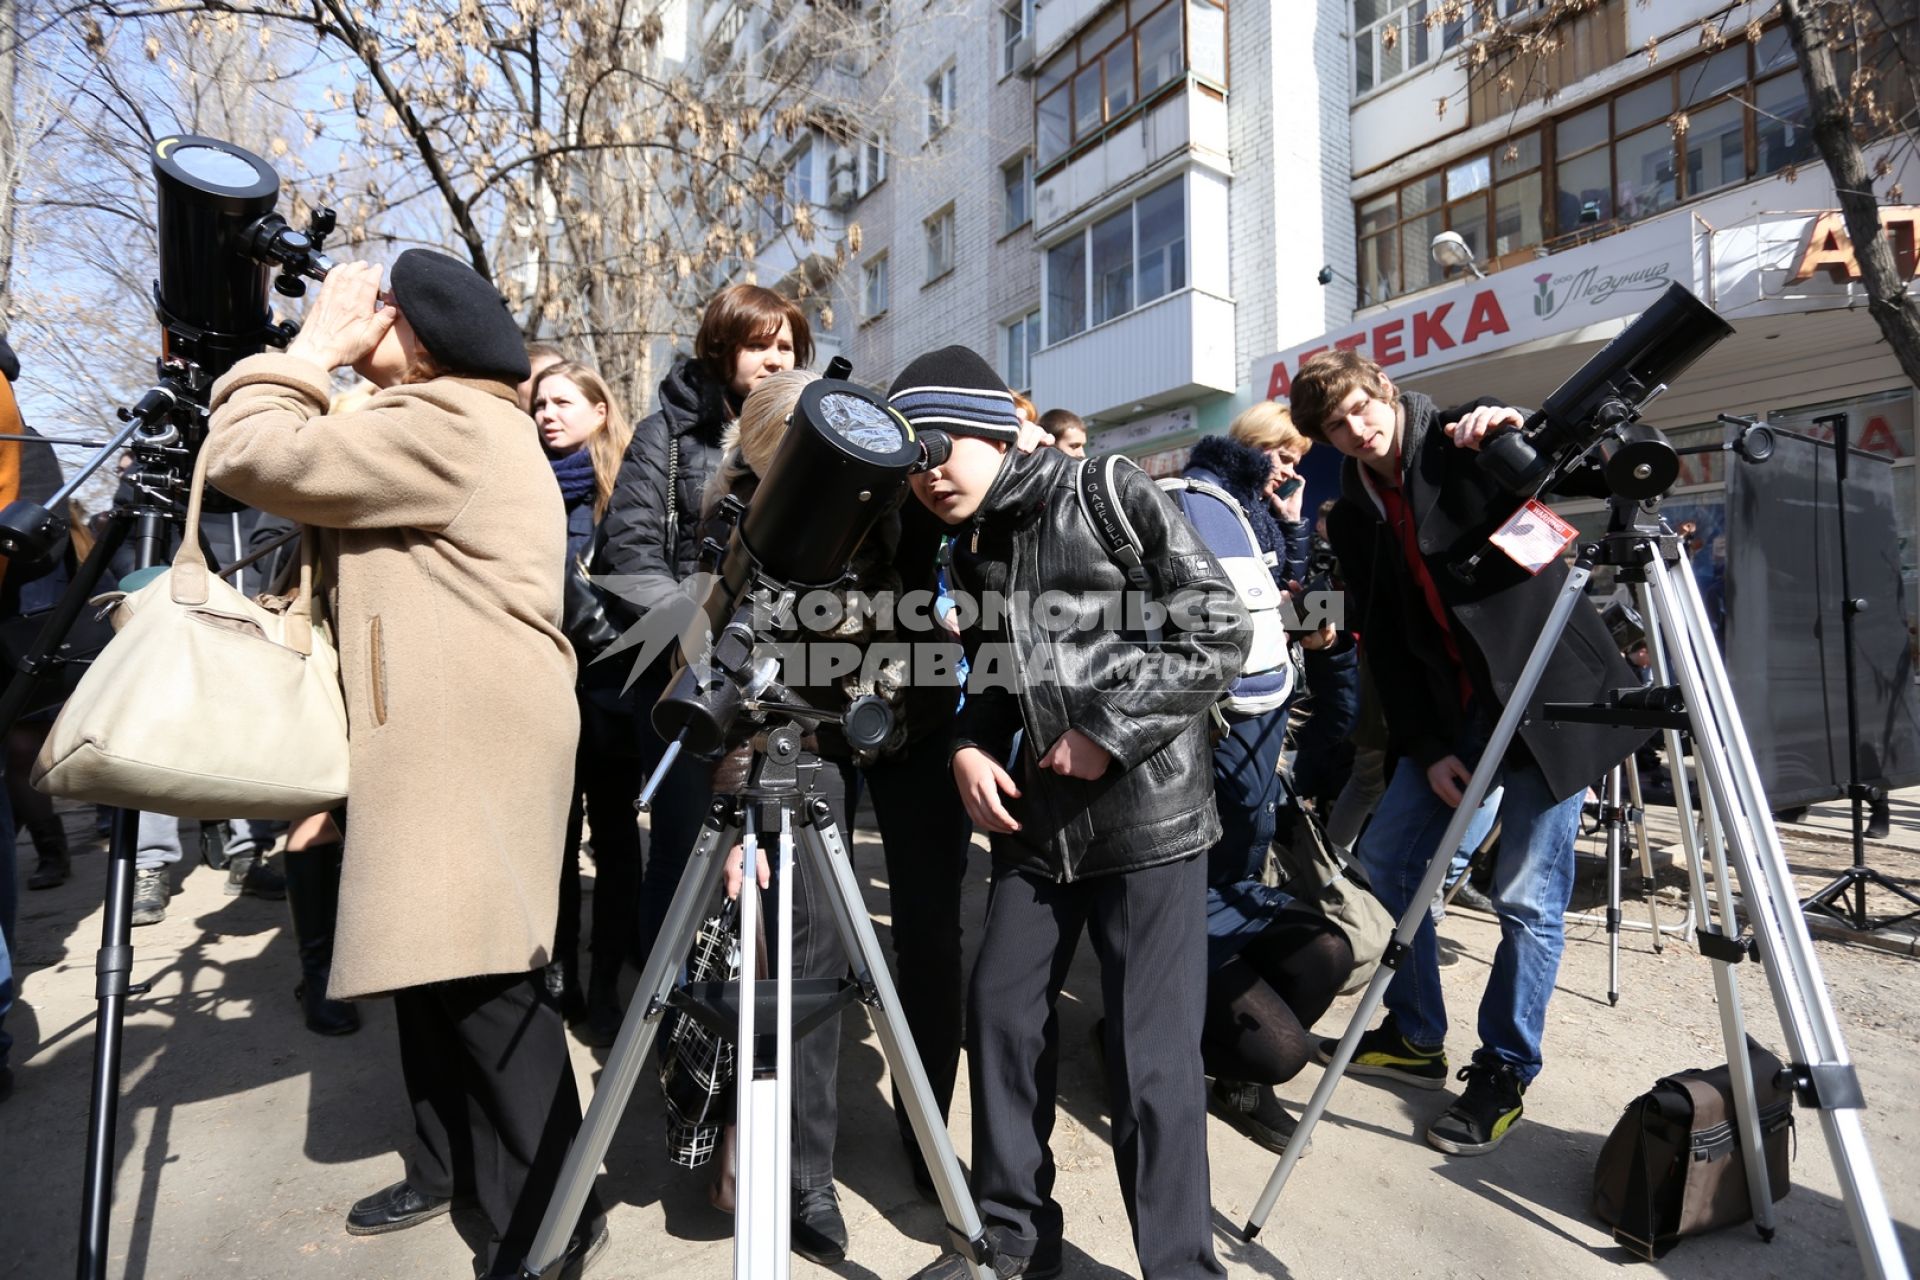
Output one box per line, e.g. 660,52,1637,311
967,853,1225,1279
556,696,646,984
394,971,604,1271
861,730,973,1141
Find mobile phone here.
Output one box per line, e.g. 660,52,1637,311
1277,477,1304,500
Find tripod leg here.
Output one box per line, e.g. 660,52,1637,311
519,809,735,1280
1621,761,1665,952
1243,558,1596,1240
1649,556,1908,1279
734,812,783,1280
77,807,141,1280
796,809,994,1278
772,810,796,1280
1639,582,1777,1238
1604,765,1623,1007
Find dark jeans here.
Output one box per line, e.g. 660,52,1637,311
556,689,647,985
394,971,604,1273
968,854,1224,1279
769,757,858,1189
587,662,711,967
860,730,973,1141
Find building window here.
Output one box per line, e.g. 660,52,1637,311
862,253,889,318
1347,21,1900,306
1044,178,1185,344
1352,0,1549,98
1004,309,1042,391
1002,153,1032,233
1001,0,1035,75
1033,0,1226,171
927,64,958,140
859,133,889,195
782,137,814,225
925,206,956,280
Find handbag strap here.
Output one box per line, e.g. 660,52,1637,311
169,445,319,656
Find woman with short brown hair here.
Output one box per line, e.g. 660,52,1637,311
582,284,812,1040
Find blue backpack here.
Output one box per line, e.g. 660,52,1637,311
1074,454,1296,716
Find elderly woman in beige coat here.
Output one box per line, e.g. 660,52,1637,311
204,250,607,1279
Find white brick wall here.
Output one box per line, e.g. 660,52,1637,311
832,0,1043,395
1229,0,1355,397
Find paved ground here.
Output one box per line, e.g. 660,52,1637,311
3,790,1918,1279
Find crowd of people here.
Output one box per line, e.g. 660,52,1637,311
0,248,1658,1280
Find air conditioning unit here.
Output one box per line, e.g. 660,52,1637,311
1010,35,1035,76
829,144,856,174
829,166,859,209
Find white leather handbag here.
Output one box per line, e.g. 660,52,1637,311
33,447,350,818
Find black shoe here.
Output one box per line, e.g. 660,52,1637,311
480,1221,609,1279
1866,800,1892,840
295,980,361,1035
1315,1016,1448,1090
131,868,172,926
791,1186,848,1266
1450,882,1495,914
345,1179,452,1235
27,852,70,889
909,1248,1060,1279
1209,1079,1307,1156
225,851,287,899
1426,1061,1527,1156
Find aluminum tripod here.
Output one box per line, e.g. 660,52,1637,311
1241,498,1909,1279
518,722,993,1280
1564,756,1689,1005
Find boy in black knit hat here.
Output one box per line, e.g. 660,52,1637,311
889,347,1248,1280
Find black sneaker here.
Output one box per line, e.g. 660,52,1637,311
131,868,172,926
225,852,288,899
1426,1061,1526,1156
1315,1017,1448,1090
1208,1079,1308,1155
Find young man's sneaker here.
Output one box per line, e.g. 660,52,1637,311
1208,1079,1308,1155
1426,1062,1526,1156
131,868,172,926
1315,1016,1448,1090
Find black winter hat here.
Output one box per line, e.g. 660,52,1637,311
389,248,531,384
886,345,1021,444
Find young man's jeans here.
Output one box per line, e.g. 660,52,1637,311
1355,724,1580,1084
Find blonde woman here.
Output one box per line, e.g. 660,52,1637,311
529,360,644,1044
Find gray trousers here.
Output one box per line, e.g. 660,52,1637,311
967,851,1225,1279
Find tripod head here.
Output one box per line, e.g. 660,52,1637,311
0,136,338,564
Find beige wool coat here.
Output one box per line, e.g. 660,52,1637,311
206,353,578,999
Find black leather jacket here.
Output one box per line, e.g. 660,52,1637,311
949,447,1251,881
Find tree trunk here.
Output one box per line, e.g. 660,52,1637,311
0,0,18,327
1780,0,1920,389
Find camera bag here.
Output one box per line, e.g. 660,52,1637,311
1591,1037,1794,1260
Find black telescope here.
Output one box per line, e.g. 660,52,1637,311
642,379,947,789
151,134,336,380
1479,282,1734,500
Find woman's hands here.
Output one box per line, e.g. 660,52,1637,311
1014,418,1057,455
286,262,395,372
724,842,771,900
1264,453,1306,524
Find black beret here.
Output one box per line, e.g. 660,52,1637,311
0,333,18,383
389,248,531,384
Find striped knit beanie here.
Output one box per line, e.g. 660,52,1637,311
886,345,1022,444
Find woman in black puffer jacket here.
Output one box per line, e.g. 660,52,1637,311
591,285,812,996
